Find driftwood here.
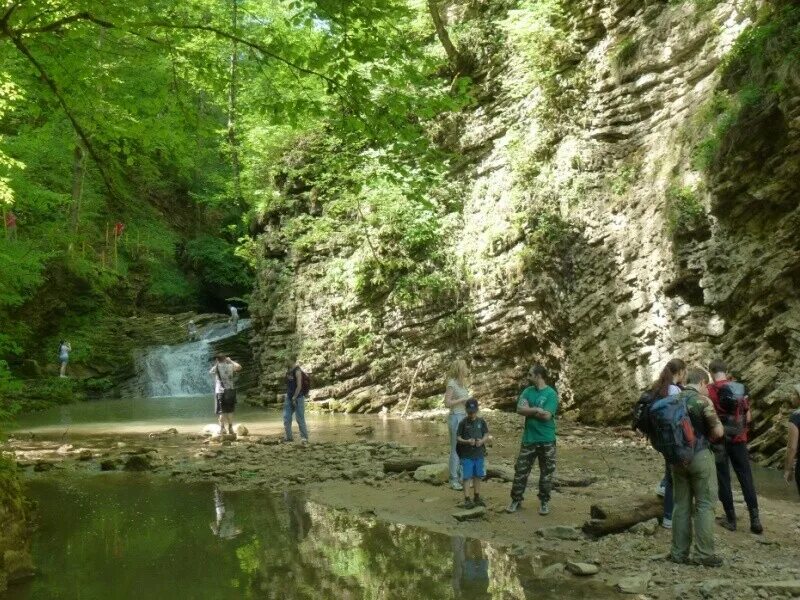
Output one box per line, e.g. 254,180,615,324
582,495,662,537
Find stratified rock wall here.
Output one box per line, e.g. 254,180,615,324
250,0,800,464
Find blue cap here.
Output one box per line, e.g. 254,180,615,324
465,398,478,413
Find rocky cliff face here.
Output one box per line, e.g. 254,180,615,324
250,0,800,464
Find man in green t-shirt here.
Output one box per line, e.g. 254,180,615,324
506,365,558,515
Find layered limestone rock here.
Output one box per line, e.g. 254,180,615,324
250,0,800,464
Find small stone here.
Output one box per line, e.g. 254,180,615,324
234,424,249,437
77,449,93,461
536,526,584,541
630,518,659,535
616,573,651,594
452,506,486,521
566,562,599,576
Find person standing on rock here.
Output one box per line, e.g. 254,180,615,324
284,356,310,444
58,340,71,378
228,304,239,333
706,359,762,534
666,367,724,566
783,384,800,496
444,359,471,491
506,365,558,516
210,353,241,435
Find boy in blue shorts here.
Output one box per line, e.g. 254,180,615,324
456,398,490,509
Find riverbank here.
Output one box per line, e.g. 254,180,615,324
0,458,33,594
4,410,800,599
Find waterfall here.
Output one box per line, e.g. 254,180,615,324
137,320,250,398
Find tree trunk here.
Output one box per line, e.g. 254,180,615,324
427,0,460,67
69,142,85,234
582,496,663,536
228,0,241,202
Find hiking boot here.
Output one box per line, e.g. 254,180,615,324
749,512,763,535
459,498,475,509
662,518,672,530
691,555,723,568
668,554,689,565
450,481,464,492
473,496,486,507
717,516,736,531
505,500,521,513
538,501,550,516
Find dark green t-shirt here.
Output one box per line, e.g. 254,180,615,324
518,386,558,444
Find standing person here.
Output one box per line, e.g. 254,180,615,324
783,384,800,496
284,356,309,444
506,365,558,515
444,359,471,491
456,398,489,508
706,359,762,534
662,367,724,566
58,340,71,378
187,320,198,341
209,353,241,435
228,304,239,333
651,358,687,529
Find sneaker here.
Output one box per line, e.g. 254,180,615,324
300,438,309,446
538,501,550,516
668,554,689,565
473,496,486,507
717,516,736,532
459,498,475,509
662,518,672,530
655,481,666,498
505,500,521,513
691,555,723,568
450,481,464,491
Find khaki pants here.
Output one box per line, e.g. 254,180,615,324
671,448,718,561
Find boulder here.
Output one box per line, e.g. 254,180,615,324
77,449,93,461
33,461,54,472
234,424,249,437
123,454,154,471
536,526,584,541
452,506,486,521
413,463,449,484
100,459,119,471
616,573,651,594
3,550,35,583
565,562,599,576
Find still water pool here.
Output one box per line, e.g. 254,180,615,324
7,475,621,600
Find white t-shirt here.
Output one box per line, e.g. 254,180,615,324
211,362,236,394
447,379,470,415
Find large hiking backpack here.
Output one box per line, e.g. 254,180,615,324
648,395,700,466
715,381,748,440
299,369,311,396
631,390,657,434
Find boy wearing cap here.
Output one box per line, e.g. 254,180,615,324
456,398,490,509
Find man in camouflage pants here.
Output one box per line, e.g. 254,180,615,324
506,365,559,515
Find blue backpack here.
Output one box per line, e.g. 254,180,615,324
648,394,700,466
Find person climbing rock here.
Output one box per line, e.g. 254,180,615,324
187,320,198,341
663,367,724,566
284,355,309,444
706,359,762,534
210,353,241,435
650,358,687,530
444,359,471,491
506,365,558,516
456,398,489,509
58,340,71,378
784,384,800,496
228,304,239,333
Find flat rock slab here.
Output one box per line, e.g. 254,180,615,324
536,525,584,541
413,463,449,484
452,506,486,521
566,562,599,576
616,573,651,594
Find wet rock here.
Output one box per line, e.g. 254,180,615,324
536,526,584,541
149,428,178,438
630,518,659,535
355,425,375,436
77,449,93,461
616,573,651,594
566,562,599,576
56,444,73,455
3,550,35,583
123,454,154,471
234,424,249,437
751,581,800,596
540,562,566,577
413,463,449,484
33,461,54,472
452,506,486,521
100,459,119,471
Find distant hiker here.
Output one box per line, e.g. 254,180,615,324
706,359,762,534
654,367,723,566
58,340,71,378
284,356,310,444
210,353,241,435
5,211,17,240
506,365,558,516
456,398,489,509
784,384,800,496
641,358,686,530
228,304,239,333
187,320,198,341
444,359,471,491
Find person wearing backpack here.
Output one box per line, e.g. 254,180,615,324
706,359,762,534
209,353,242,435
784,384,800,496
284,355,310,444
653,367,723,566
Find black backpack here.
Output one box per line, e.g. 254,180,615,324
714,381,748,440
632,389,657,435
299,369,311,396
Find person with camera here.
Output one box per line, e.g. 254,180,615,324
210,353,241,435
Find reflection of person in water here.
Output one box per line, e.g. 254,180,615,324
210,486,242,540
451,536,489,598
284,491,312,543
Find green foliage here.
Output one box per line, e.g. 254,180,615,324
611,164,639,196
666,185,705,235
184,235,253,290
518,210,576,272
614,37,640,68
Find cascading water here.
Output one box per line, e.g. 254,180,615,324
137,320,250,397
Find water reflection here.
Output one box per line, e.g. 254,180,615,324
10,476,621,600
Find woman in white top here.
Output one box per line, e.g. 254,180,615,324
444,359,471,491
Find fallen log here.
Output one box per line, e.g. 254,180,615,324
582,495,662,537
382,457,437,473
